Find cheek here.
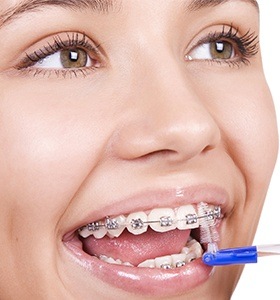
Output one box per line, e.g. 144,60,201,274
214,77,278,197
207,74,278,247
0,86,111,226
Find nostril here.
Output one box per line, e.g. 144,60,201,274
136,149,178,161
202,144,216,153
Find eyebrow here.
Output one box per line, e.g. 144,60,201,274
0,0,258,29
0,0,117,27
188,0,258,11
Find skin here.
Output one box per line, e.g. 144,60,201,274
0,0,278,299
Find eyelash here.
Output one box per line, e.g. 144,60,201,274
15,25,259,79
191,25,259,66
15,32,102,78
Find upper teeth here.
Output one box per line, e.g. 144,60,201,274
78,204,221,239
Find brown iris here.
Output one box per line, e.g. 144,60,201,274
210,41,233,59
60,48,88,68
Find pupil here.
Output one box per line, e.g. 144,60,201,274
210,40,232,59
216,42,224,53
60,48,88,68
69,51,79,62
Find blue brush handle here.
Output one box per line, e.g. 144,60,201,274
202,246,258,266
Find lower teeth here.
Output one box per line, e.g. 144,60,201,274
96,238,203,269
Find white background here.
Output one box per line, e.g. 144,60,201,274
232,1,280,299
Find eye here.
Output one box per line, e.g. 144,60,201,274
187,40,235,61
37,48,92,69
187,40,234,61
16,32,103,78
185,25,259,66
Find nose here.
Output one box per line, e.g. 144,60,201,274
113,60,221,163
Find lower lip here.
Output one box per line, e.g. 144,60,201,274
64,241,213,298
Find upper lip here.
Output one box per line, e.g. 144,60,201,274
63,183,232,240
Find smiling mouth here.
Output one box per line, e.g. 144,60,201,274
74,203,221,269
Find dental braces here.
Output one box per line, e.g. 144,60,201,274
80,206,221,232
160,258,194,270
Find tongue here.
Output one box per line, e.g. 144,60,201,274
82,228,191,266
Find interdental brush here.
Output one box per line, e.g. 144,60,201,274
198,202,280,266
202,244,280,266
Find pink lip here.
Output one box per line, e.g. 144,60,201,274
62,184,230,297
64,241,213,297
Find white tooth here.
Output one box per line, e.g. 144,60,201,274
107,215,126,238
99,254,108,262
148,208,176,232
176,205,199,230
186,238,197,246
182,239,203,256
106,233,115,239
93,226,107,239
182,240,203,262
155,255,173,269
78,227,92,238
106,257,120,265
100,255,127,266
189,240,203,257
126,212,148,235
138,259,156,268
115,259,122,265
181,246,192,255
171,253,187,268
185,252,197,263
123,262,134,267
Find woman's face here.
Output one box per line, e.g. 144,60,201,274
0,0,278,299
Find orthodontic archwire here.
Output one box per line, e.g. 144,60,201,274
80,205,222,232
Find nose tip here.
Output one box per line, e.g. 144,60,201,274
112,101,221,162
